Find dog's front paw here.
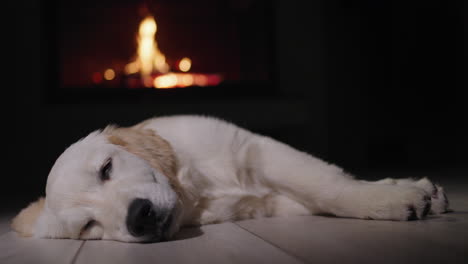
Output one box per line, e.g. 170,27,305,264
429,184,451,214
366,185,432,221
410,178,451,214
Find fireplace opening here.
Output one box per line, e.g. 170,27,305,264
44,0,277,103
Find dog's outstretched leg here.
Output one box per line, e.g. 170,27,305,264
246,136,436,221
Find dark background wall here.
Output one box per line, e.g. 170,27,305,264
9,0,466,213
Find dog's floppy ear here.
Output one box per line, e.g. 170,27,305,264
103,125,184,197
11,197,45,237
103,125,177,179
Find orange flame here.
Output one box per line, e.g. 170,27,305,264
125,16,169,86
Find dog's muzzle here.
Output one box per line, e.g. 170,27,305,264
126,198,172,240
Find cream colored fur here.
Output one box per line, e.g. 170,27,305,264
12,115,451,242
11,198,45,237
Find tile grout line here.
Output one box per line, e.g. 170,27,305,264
233,222,308,264
70,240,86,264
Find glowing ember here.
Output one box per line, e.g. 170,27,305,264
153,73,178,88
104,69,115,80
153,73,221,89
178,57,192,72
180,74,194,86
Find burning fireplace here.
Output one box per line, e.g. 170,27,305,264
45,0,277,103
122,16,222,89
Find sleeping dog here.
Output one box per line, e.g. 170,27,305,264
12,115,450,242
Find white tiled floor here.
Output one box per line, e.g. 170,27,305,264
75,223,301,264
1,174,467,264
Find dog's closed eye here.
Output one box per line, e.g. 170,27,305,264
100,158,112,181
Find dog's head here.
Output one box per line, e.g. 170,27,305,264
12,126,184,242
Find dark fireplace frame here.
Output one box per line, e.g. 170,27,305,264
41,0,279,105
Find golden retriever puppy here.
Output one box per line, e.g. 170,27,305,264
12,115,450,242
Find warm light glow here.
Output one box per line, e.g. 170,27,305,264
154,73,178,89
154,52,169,73
180,74,194,86
143,76,154,88
124,61,140,74
139,17,157,37
179,57,192,72
104,69,115,80
92,72,102,84
194,75,208,86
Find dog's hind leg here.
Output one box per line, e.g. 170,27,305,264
244,135,434,221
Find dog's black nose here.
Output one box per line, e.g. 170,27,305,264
126,198,158,237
